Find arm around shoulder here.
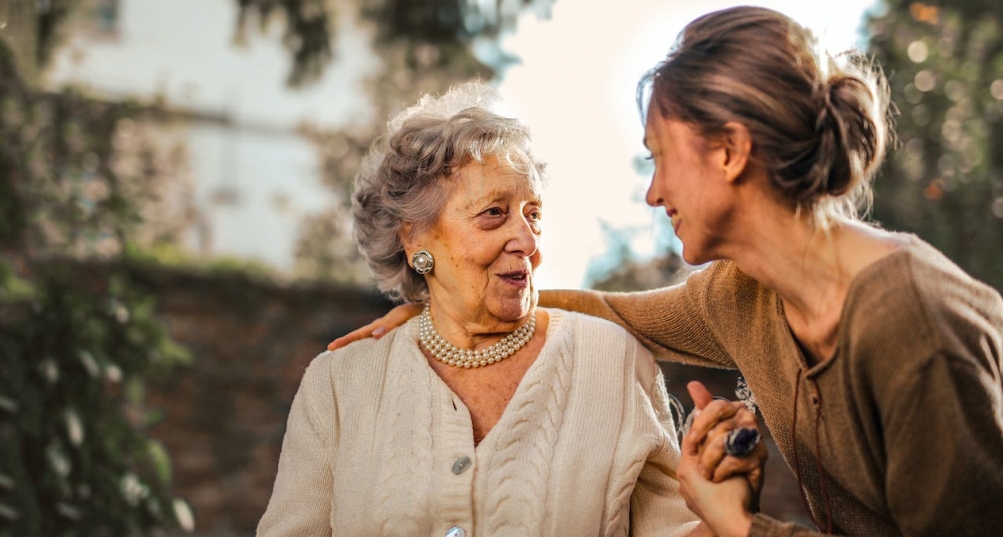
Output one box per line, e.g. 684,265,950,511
540,267,734,369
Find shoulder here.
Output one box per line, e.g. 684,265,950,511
684,261,774,319
843,235,1003,372
302,320,413,392
546,308,645,350
543,308,660,380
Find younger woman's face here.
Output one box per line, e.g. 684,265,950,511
643,109,736,265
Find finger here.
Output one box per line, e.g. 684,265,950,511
687,380,714,410
710,436,767,484
730,406,760,429
687,399,743,446
698,410,760,476
326,303,424,350
327,321,382,350
698,422,739,477
681,426,702,457
702,412,749,449
746,446,767,494
699,420,754,478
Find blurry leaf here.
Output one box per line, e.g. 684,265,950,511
146,440,172,485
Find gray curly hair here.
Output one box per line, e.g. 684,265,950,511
351,82,546,303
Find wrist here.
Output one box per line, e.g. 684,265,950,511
721,512,753,537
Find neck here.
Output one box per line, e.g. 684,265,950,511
730,212,848,319
419,303,536,368
720,202,900,361
425,300,533,350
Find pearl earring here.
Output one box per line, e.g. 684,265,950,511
411,249,434,274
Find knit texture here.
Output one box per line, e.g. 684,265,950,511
543,234,1003,537
256,309,699,537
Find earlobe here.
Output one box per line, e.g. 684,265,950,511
721,121,752,184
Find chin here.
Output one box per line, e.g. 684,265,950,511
681,243,724,266
491,294,536,323
680,248,702,265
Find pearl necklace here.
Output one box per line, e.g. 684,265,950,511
418,303,536,368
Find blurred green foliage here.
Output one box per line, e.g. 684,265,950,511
868,0,1003,291
235,0,551,86
0,263,192,536
0,11,191,534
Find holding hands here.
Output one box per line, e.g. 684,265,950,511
678,381,767,537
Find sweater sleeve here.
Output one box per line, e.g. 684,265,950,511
539,266,733,369
629,342,701,537
256,355,336,537
746,348,1003,537
882,350,1003,536
747,514,839,537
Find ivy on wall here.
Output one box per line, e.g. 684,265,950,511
0,29,191,536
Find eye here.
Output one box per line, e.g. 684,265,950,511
526,207,542,232
483,207,505,217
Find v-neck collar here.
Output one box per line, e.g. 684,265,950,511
774,234,919,377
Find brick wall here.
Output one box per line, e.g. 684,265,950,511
126,266,392,536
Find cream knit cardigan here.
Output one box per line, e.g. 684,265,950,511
257,309,698,537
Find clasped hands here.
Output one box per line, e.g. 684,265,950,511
681,381,767,537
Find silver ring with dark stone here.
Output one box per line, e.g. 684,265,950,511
724,427,761,457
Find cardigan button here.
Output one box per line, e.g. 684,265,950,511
445,526,466,537
451,455,472,474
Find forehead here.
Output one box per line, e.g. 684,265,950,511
644,112,703,150
450,156,542,202
644,107,671,145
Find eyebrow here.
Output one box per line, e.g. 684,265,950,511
467,188,542,211
464,189,507,211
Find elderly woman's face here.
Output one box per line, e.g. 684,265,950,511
414,155,542,330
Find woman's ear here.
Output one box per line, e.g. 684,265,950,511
721,121,752,184
400,222,415,258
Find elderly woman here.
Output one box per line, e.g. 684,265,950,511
256,83,707,537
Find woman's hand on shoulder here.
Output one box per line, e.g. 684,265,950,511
327,303,423,350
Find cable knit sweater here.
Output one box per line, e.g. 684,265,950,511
256,309,699,537
543,234,1003,537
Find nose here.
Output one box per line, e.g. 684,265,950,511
645,178,663,208
506,214,539,257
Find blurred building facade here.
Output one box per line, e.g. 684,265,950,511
44,0,376,276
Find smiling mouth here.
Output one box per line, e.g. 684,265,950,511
499,270,530,282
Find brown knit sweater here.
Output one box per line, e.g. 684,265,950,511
542,234,1003,536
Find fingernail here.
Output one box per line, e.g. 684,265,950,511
373,327,388,337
